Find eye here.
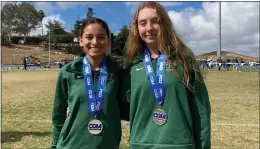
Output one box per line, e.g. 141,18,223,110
98,36,106,40
152,18,159,24
85,36,93,40
138,20,146,26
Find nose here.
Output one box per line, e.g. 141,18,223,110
91,37,98,45
147,22,153,31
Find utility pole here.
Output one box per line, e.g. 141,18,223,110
217,2,221,58
49,30,51,66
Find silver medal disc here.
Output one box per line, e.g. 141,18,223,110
152,108,167,125
88,119,103,135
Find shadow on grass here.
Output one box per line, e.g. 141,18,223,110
2,131,51,143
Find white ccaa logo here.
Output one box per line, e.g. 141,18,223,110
87,77,91,85
98,89,103,97
90,103,95,111
96,102,100,110
158,75,163,83
147,65,152,73
159,62,164,71
145,55,149,62
150,76,155,85
154,89,159,98
85,67,90,73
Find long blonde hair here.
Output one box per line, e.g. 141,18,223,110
123,1,203,90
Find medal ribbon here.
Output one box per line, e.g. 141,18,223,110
83,56,108,117
143,48,166,105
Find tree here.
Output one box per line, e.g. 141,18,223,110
45,20,66,35
38,10,45,36
1,3,17,43
71,20,83,37
112,25,129,56
44,19,67,45
13,2,41,42
71,8,95,37
86,7,94,20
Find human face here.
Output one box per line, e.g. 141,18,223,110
80,23,109,59
137,7,160,48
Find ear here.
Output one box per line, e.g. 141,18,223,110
105,34,111,56
79,36,83,47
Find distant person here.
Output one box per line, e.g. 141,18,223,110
222,59,227,70
23,57,27,71
249,62,255,72
37,60,41,68
226,58,231,71
232,57,239,71
58,62,62,69
216,57,223,71
26,56,30,64
64,60,68,65
26,56,31,70
202,59,207,69
238,57,244,72
207,59,213,69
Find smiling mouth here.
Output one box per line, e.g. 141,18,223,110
90,47,101,50
146,35,156,37
146,35,157,39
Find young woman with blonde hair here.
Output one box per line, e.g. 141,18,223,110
121,2,211,149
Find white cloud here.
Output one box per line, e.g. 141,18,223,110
125,2,141,14
1,2,19,7
168,2,259,57
113,30,120,36
56,2,102,10
33,2,57,15
1,2,25,8
30,14,66,36
125,2,183,14
159,2,183,7
2,2,13,6
33,2,102,15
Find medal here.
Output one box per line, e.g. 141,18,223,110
143,48,168,125
88,119,103,135
83,56,108,134
152,108,167,125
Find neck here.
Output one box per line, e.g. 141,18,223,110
147,44,159,59
86,55,104,71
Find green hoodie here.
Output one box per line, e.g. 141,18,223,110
121,52,211,149
50,56,128,149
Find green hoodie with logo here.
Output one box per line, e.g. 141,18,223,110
50,56,129,149
121,51,211,149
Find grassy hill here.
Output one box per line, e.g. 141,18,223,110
196,51,259,62
2,44,259,65
2,44,77,65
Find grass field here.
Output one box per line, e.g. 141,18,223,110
2,70,259,149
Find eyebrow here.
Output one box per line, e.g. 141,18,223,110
84,33,106,36
138,17,159,22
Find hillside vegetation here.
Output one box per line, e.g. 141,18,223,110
2,45,259,65
196,51,259,62
2,44,76,65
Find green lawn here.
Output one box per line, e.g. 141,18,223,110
2,70,259,149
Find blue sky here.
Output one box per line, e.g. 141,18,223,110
29,2,203,34
2,2,259,57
